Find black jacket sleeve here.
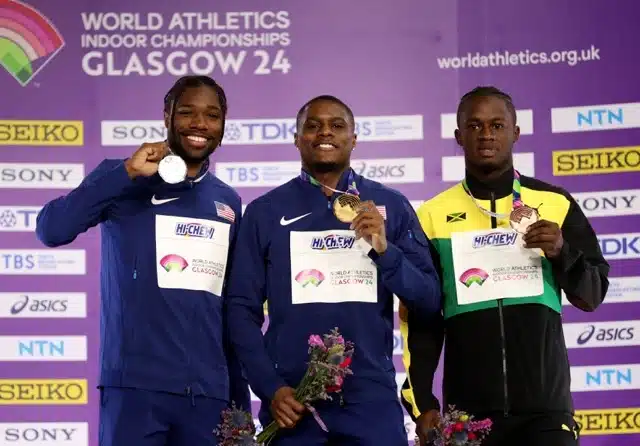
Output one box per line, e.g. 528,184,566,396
399,240,445,421
550,193,610,312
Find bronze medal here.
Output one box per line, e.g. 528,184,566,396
333,194,361,223
509,205,539,234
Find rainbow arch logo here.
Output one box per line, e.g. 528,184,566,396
459,268,489,288
159,254,189,272
0,0,65,86
295,269,325,287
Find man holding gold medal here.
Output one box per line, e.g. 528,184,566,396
400,87,610,446
226,95,441,445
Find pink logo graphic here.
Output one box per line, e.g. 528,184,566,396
159,254,188,272
295,269,325,287
459,268,489,288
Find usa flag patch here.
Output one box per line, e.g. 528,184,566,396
376,205,387,220
215,201,235,223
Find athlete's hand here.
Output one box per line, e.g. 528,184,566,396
415,410,441,446
124,141,169,179
522,220,564,258
270,386,306,429
350,200,387,254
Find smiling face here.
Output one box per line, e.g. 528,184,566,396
294,99,357,174
455,95,520,176
164,85,224,165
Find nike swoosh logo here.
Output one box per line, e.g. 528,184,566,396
280,213,312,226
151,195,180,205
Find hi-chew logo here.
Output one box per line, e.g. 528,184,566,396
0,0,65,86
310,234,356,250
174,222,214,239
159,254,188,272
459,268,489,288
472,232,517,249
294,269,324,287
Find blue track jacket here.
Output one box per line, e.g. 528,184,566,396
226,168,441,414
36,158,250,408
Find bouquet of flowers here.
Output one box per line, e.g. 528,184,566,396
257,327,355,444
418,405,493,446
214,328,355,445
214,403,259,446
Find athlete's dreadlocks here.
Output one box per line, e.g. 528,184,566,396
456,86,516,127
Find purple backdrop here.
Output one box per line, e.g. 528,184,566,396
0,0,639,444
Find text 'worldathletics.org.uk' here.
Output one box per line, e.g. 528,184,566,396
0,0,639,445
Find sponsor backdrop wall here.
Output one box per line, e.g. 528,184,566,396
0,0,638,444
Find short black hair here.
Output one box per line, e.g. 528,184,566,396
164,75,228,138
456,86,516,127
295,95,355,133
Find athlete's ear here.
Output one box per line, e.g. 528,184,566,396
294,132,300,150
164,112,169,129
454,128,463,147
352,133,357,150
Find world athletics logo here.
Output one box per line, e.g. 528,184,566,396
159,254,189,272
459,268,489,288
0,0,65,86
295,269,325,287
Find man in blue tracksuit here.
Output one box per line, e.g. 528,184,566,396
225,95,442,445
35,75,250,446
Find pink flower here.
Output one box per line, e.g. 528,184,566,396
334,336,345,345
308,335,324,348
334,375,344,387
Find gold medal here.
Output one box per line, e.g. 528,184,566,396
509,205,539,234
333,194,361,223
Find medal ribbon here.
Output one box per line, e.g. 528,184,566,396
461,170,523,220
299,168,360,197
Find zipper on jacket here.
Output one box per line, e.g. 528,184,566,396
132,256,137,280
491,192,510,417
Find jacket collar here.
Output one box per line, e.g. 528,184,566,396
464,167,514,200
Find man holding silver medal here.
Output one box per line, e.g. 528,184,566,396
225,95,442,445
36,75,250,446
400,86,610,446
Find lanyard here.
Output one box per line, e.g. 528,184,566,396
299,168,360,197
461,170,523,220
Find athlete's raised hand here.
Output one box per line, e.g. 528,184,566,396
124,141,169,179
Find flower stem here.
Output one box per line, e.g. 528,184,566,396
256,370,314,444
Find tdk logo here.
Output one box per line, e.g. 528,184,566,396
311,234,356,250
472,232,517,249
175,223,215,239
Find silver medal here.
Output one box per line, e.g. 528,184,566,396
158,154,187,184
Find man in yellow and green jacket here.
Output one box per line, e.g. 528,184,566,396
400,86,609,446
